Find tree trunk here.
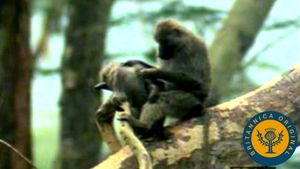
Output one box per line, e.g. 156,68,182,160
59,0,114,168
0,0,32,169
92,64,300,169
209,0,276,103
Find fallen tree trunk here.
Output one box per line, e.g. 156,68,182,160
92,64,300,169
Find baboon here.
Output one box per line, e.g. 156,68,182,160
120,19,211,135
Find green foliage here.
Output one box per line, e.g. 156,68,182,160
111,0,224,30
254,61,281,72
265,18,300,30
108,0,225,62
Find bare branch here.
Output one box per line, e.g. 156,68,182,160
0,139,37,169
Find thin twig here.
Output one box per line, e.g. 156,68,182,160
0,139,38,169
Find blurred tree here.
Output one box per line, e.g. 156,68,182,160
109,0,224,63
59,0,114,168
33,0,66,60
0,0,32,169
111,0,223,31
209,0,276,105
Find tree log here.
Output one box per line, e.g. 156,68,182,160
92,64,300,169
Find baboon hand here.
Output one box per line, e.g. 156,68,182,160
117,113,131,122
138,68,159,78
111,96,126,111
95,106,114,122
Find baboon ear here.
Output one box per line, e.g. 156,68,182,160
94,82,110,91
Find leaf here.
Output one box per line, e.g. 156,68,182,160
265,19,300,30
255,61,282,72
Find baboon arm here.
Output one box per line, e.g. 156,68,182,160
141,69,204,92
118,114,151,130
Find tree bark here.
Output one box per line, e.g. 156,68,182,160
0,0,32,169
92,64,300,169
209,0,276,103
59,0,114,168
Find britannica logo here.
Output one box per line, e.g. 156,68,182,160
243,111,298,166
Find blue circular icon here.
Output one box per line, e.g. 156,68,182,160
243,111,298,166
